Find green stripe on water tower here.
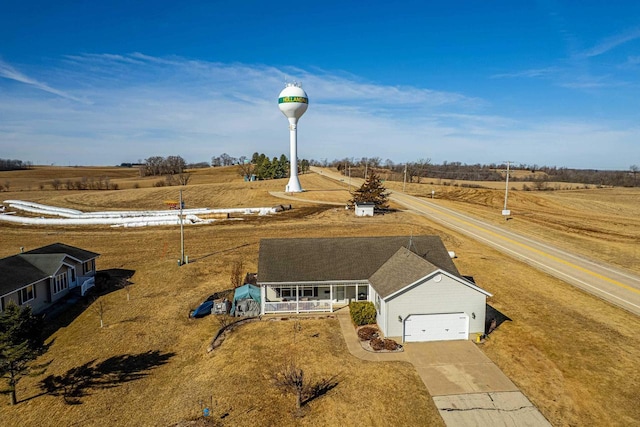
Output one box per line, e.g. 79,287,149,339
278,96,309,104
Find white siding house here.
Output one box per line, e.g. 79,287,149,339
257,236,492,342
369,247,490,341
0,243,99,315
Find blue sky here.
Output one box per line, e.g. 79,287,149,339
1,1,639,169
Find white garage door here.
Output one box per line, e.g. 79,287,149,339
404,313,469,342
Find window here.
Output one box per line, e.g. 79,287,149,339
20,285,35,304
82,260,94,275
53,273,69,294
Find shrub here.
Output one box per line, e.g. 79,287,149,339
370,338,384,351
349,301,376,326
357,326,379,341
383,339,399,351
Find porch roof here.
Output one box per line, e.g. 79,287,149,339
258,236,460,284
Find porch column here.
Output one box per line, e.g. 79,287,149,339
260,285,266,315
296,285,299,314
330,285,333,312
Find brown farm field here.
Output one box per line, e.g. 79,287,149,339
1,166,640,426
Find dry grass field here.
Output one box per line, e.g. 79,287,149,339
1,166,639,426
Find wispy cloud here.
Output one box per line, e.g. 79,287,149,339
0,59,85,103
491,67,559,79
0,54,637,169
579,27,640,58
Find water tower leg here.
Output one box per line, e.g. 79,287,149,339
286,123,303,192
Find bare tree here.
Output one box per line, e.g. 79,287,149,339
631,165,639,184
230,260,244,288
91,297,107,328
216,314,234,330
272,357,340,412
238,161,255,179
273,358,305,409
116,278,132,302
177,172,192,186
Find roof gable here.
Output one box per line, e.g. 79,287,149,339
18,254,66,276
369,247,439,298
258,236,460,284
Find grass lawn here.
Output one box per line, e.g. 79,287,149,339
1,165,639,426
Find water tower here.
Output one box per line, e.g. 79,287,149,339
278,82,308,192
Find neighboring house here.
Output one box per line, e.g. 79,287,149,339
0,243,100,315
257,236,492,342
354,202,375,217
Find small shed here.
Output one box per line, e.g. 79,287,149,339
230,284,261,317
354,202,375,217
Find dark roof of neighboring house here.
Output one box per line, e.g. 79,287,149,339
0,243,99,297
368,247,441,298
258,236,460,283
0,255,49,297
24,243,99,261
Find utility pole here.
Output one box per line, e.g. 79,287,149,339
179,189,185,265
348,165,351,193
403,164,407,192
502,161,512,219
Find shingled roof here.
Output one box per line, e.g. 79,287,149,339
368,247,441,298
0,243,100,297
0,255,49,297
258,236,460,283
24,243,99,261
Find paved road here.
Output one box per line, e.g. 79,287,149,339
311,167,640,316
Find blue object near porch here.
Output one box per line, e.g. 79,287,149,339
230,284,261,316
191,300,213,318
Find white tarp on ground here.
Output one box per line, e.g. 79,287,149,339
0,200,278,227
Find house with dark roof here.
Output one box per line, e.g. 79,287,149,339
0,243,100,314
257,236,491,342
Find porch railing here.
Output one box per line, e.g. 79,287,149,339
264,300,333,314
80,277,95,296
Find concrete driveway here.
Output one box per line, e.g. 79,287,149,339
404,341,551,426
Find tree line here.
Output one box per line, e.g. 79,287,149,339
324,157,640,188
5,154,638,188
0,159,32,171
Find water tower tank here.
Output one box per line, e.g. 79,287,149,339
278,84,308,120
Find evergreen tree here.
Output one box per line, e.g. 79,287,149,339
0,303,45,405
350,171,389,210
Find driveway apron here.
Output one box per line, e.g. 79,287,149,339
336,310,550,426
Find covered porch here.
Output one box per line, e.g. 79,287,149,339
260,281,370,314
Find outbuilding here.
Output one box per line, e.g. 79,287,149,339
354,202,375,217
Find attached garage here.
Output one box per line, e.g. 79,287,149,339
369,247,492,342
403,313,469,342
